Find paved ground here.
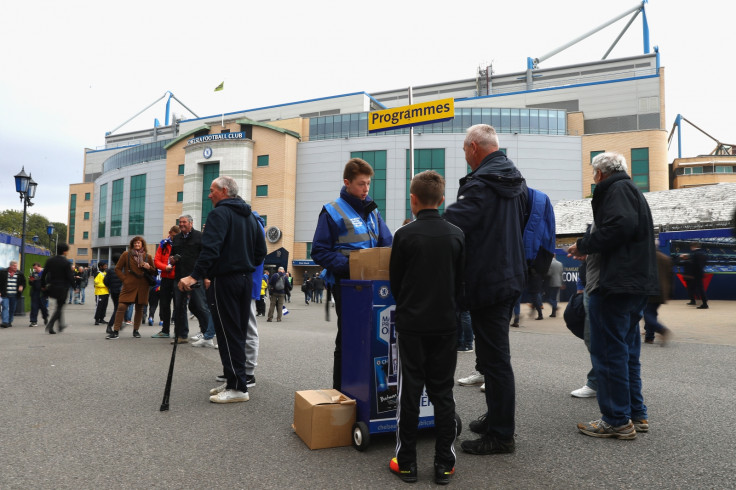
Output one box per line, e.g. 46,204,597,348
0,291,734,489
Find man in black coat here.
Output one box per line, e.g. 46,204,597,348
568,152,658,440
41,244,75,334
444,124,527,456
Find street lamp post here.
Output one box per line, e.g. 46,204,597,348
14,167,37,316
47,223,55,253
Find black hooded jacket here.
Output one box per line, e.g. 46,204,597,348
444,150,528,310
575,171,658,296
191,197,267,281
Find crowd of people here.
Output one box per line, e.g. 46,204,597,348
0,122,721,485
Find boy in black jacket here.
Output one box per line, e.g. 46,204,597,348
389,170,465,485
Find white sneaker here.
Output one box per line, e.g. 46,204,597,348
190,333,204,341
210,389,249,403
210,383,227,395
571,385,597,398
480,383,485,392
191,338,215,348
458,371,484,386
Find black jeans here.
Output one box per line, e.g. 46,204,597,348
157,277,176,333
470,296,517,440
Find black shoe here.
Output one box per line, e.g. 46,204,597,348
133,330,141,338
697,304,709,309
644,338,654,344
43,317,49,325
0,323,9,328
246,375,256,387
536,315,544,320
469,413,489,434
389,458,417,483
461,434,515,455
94,321,100,325
106,331,119,339
549,313,556,318
686,301,696,305
48,329,56,334
106,327,113,335
58,324,67,332
434,463,455,485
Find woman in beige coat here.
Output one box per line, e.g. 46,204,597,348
106,236,155,339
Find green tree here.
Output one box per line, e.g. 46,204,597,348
0,210,66,250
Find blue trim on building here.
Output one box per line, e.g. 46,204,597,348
180,92,375,124
457,73,660,102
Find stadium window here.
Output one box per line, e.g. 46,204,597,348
178,164,185,175
257,155,269,167
256,185,268,197
177,191,183,202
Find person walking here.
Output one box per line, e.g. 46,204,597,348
41,244,74,334
302,277,313,305
28,262,49,328
644,250,673,344
152,225,179,338
104,254,123,336
106,237,155,339
545,257,563,317
267,267,289,322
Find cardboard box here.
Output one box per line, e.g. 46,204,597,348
349,247,392,280
293,389,356,450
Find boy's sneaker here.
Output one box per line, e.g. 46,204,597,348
209,389,249,404
246,375,256,388
190,333,204,341
577,418,636,439
132,330,141,338
571,385,597,398
389,457,417,483
148,317,153,326
461,434,515,455
191,338,215,348
458,371,484,386
632,419,649,432
29,323,38,328
106,331,119,340
170,337,188,344
215,374,227,382
151,331,170,338
434,463,455,485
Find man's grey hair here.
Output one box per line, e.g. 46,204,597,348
213,176,239,198
591,152,628,175
178,215,194,224
9,260,18,267
465,124,500,149
278,267,285,272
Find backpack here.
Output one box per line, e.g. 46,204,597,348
274,274,285,291
523,187,556,277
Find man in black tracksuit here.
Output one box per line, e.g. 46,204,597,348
389,170,465,485
179,177,267,403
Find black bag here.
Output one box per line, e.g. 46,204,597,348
128,253,156,286
564,292,585,340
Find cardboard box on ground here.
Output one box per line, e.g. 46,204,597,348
349,247,391,280
293,390,356,450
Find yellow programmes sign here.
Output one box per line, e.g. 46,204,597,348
368,98,455,133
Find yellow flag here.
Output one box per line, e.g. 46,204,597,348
214,81,224,92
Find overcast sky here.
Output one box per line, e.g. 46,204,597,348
1,0,733,223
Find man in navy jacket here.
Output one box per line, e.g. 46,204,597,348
444,124,527,456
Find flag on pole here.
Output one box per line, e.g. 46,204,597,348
214,81,224,92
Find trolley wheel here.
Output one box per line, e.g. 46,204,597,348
352,421,370,451
455,413,463,436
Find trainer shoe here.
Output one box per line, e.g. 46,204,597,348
632,419,649,432
434,463,455,485
458,371,484,386
132,330,141,338
571,385,597,398
577,418,636,439
389,457,417,483
151,331,170,338
210,383,227,395
190,333,204,341
209,389,249,404
246,375,256,387
29,323,38,328
148,317,153,326
215,374,227,382
480,383,485,392
461,434,515,455
106,331,119,340
191,338,215,348
469,413,489,434
170,337,188,344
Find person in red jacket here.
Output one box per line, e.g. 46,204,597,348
151,225,179,338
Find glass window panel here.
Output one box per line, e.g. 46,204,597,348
256,185,268,197
500,109,510,131
520,109,530,133
548,111,557,132
98,183,107,238
530,109,539,134
128,174,146,235
201,163,219,225
178,164,184,175
110,179,124,237
471,108,483,126
539,110,549,133
491,108,501,128
510,109,520,132
558,111,567,135
481,108,491,126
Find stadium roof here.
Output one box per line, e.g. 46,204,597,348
554,183,736,235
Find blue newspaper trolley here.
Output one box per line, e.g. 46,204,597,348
340,280,461,451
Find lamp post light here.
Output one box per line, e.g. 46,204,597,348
47,223,55,252
14,167,37,316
